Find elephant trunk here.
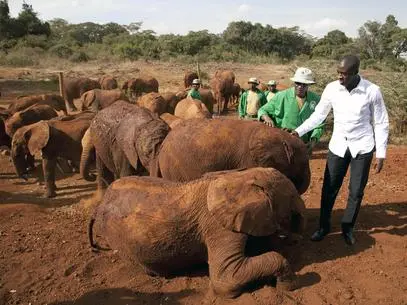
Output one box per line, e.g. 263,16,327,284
11,148,29,180
80,129,96,182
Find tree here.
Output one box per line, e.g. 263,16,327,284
16,2,51,37
357,15,403,60
0,0,10,40
311,30,351,58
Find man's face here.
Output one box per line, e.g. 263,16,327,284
268,85,277,91
192,84,199,89
250,83,257,90
294,82,308,98
337,60,357,87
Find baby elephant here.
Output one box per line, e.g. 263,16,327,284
89,167,306,298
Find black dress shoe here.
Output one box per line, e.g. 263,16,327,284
342,231,356,245
310,227,330,241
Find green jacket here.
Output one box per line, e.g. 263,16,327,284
264,89,279,98
257,87,324,142
187,88,201,100
238,89,267,118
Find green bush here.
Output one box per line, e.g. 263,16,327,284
69,51,89,62
114,42,141,61
49,44,74,58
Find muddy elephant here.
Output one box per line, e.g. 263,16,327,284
63,77,101,112
7,94,67,115
157,119,310,194
230,83,242,106
121,77,159,98
211,70,235,114
89,167,306,298
174,98,211,119
160,92,181,114
159,113,183,129
175,88,215,114
98,76,118,90
11,112,95,197
80,89,128,112
5,104,59,137
137,92,168,116
0,107,11,149
81,101,170,191
184,71,199,88
0,116,11,149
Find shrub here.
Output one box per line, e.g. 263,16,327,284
69,51,89,62
49,44,74,58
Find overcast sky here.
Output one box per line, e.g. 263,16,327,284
8,0,407,38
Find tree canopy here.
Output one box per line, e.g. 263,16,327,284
0,1,406,67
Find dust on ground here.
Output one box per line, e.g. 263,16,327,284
0,62,406,305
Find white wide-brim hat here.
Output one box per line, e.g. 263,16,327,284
192,78,201,85
290,67,316,84
267,80,277,86
248,77,259,85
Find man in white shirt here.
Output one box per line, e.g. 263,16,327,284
292,55,389,245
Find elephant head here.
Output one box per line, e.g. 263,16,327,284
248,125,311,194
206,168,306,237
11,121,50,179
5,105,58,137
80,90,98,112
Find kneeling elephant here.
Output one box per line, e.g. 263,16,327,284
89,167,306,298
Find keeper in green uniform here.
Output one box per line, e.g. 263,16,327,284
264,80,279,102
258,67,324,154
187,79,202,100
238,77,267,120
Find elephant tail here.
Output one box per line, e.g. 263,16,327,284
87,197,111,252
88,216,97,250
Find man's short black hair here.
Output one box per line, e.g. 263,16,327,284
341,55,360,73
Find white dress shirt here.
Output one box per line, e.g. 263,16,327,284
295,77,389,159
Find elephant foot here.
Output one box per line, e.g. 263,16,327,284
44,186,57,198
44,190,57,198
276,273,297,291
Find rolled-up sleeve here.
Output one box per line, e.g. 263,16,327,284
371,88,389,159
296,87,332,137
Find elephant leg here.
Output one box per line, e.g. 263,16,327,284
26,153,35,172
42,158,57,198
222,95,230,113
96,155,114,191
207,232,295,298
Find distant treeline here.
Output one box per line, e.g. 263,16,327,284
0,1,407,70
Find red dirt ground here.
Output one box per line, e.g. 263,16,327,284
0,62,406,305
1,145,406,305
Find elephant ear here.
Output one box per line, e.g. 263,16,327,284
25,121,50,156
207,175,277,236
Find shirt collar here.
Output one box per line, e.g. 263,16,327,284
335,77,367,93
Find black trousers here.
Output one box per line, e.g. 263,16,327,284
319,148,374,233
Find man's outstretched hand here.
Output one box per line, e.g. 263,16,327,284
374,158,384,173
291,131,299,137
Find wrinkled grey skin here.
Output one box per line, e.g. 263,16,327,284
81,100,170,191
